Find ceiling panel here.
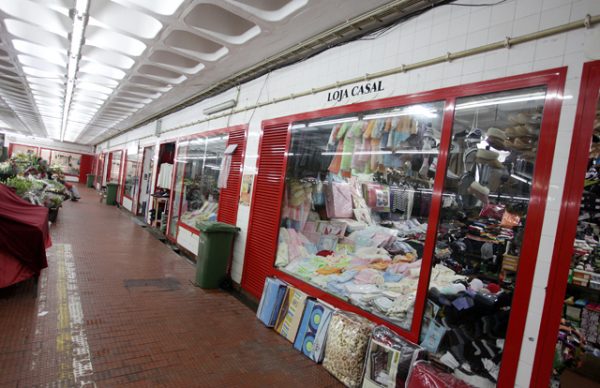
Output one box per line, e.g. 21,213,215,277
0,0,428,144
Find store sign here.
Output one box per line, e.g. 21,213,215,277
327,80,384,102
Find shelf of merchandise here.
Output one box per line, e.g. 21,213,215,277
533,60,600,387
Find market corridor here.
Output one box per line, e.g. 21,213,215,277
0,185,340,387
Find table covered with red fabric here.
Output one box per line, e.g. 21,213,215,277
0,183,51,287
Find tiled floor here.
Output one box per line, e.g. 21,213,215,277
0,186,341,387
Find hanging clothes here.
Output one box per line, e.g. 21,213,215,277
340,121,362,177
370,119,385,171
329,122,350,174
157,163,173,189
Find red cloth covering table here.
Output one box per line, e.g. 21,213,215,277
0,183,51,287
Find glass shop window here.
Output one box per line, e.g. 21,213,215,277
551,89,600,385
421,86,547,386
170,135,227,235
109,151,122,183
275,101,445,330
50,150,82,176
123,156,140,199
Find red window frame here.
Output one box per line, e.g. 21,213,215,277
241,67,567,388
531,60,600,387
165,124,248,243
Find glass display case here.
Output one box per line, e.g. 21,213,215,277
123,155,140,199
109,150,122,183
274,101,445,331
50,150,82,176
169,135,227,238
420,86,547,386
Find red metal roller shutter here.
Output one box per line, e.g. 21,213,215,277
241,123,289,299
217,128,247,226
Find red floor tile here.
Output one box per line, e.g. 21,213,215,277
0,185,341,387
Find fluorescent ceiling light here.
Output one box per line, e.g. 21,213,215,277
309,117,359,127
455,92,546,110
60,0,89,142
510,173,532,185
203,99,237,115
363,105,438,120
290,123,306,129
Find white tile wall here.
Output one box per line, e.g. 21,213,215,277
96,1,600,385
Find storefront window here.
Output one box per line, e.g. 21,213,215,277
171,135,227,234
550,89,600,384
50,150,82,176
421,86,547,386
109,151,122,183
123,156,139,199
40,149,51,162
275,101,444,330
11,144,37,156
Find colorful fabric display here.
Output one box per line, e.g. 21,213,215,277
324,180,354,219
294,299,335,363
362,325,423,388
257,277,288,327
323,311,375,387
274,287,309,342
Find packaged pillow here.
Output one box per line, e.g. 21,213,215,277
323,311,375,387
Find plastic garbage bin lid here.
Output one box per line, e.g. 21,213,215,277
196,221,240,233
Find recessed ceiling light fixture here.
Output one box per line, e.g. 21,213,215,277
60,0,89,142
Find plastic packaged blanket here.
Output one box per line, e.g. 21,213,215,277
361,325,423,387
323,311,375,387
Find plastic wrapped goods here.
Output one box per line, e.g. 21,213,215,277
323,311,375,387
405,361,473,388
293,299,335,363
362,326,423,388
256,277,288,327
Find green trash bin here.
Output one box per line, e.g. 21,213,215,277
105,182,119,206
195,221,240,289
86,174,95,188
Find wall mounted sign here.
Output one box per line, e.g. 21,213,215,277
327,80,384,102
